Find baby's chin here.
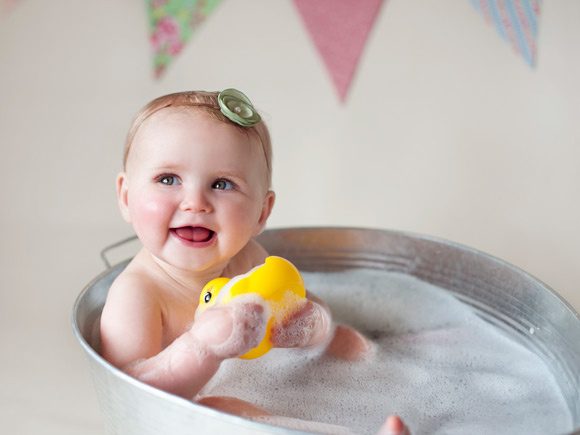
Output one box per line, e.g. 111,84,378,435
147,244,225,276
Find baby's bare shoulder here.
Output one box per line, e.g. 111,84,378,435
101,251,169,337
107,258,161,302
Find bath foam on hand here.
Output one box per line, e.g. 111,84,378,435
199,269,573,435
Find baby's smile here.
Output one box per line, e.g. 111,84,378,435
171,226,216,245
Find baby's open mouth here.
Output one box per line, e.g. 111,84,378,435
172,226,215,243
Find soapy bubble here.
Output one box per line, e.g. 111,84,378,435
199,269,572,435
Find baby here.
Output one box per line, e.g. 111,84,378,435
100,89,409,435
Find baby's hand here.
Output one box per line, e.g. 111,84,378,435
191,301,269,360
271,293,372,361
270,295,333,349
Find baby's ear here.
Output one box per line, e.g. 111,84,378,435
253,190,275,236
116,172,132,223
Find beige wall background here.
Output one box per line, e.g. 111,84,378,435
1,1,579,433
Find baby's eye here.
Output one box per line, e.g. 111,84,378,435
158,175,180,186
212,179,234,190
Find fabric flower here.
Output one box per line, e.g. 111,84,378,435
218,89,261,127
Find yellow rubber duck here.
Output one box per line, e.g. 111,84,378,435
196,256,306,359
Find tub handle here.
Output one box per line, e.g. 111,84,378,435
101,235,139,269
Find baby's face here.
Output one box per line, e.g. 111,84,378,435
121,108,272,273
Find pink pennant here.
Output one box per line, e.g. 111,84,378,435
1,0,23,14
293,0,384,102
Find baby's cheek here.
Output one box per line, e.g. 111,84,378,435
133,188,166,213
130,192,174,235
138,198,166,219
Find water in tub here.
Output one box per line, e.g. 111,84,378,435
199,269,573,434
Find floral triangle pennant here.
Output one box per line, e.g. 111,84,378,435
147,0,222,78
470,0,541,67
292,0,384,102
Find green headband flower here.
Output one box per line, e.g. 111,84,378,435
218,88,261,127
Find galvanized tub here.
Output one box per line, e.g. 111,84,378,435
72,227,580,434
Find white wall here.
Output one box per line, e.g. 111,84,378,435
0,1,579,430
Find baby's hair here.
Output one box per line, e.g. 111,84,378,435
124,90,272,187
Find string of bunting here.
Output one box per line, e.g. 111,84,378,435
146,0,542,101
1,0,543,100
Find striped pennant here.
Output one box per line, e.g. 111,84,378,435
470,0,541,67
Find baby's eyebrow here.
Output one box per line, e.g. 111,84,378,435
148,162,183,172
215,169,246,178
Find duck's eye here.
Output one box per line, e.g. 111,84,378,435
203,291,212,303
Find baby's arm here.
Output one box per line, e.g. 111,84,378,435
123,302,267,398
100,271,267,399
100,274,163,369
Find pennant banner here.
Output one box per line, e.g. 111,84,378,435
293,0,384,102
143,0,541,95
470,0,541,67
147,0,222,78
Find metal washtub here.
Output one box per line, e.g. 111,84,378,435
72,227,580,434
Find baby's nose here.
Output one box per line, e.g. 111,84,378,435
180,189,212,213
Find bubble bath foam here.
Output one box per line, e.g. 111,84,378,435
200,269,573,435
